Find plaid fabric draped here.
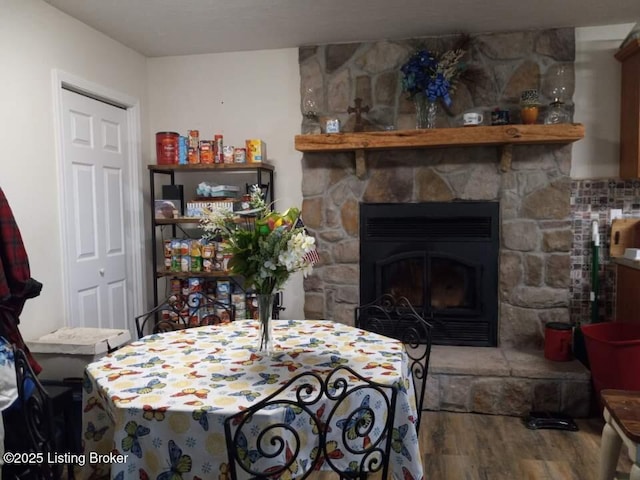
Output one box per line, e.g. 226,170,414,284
0,187,42,374
0,187,31,305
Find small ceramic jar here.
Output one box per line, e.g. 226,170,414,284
520,89,540,125
521,106,539,125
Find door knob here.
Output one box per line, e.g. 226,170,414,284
99,268,105,276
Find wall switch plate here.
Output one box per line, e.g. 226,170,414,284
610,209,623,221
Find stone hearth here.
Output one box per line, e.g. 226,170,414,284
298,29,591,416
426,346,589,416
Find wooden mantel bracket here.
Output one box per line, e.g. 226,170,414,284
355,149,366,178
500,144,513,172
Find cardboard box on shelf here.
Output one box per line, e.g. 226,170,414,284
610,218,640,257
245,139,266,163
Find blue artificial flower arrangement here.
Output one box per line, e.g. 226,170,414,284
401,46,467,107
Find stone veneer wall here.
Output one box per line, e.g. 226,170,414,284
300,29,576,350
299,29,575,133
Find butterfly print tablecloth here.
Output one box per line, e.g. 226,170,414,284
81,319,424,480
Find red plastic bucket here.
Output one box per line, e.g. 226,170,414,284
581,322,640,397
544,322,573,361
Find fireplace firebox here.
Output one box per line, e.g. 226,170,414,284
359,202,499,346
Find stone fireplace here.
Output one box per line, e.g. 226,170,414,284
299,29,591,416
302,146,573,348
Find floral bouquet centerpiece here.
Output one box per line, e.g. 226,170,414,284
401,40,468,128
200,185,318,353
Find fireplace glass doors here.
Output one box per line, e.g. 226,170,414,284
360,202,499,346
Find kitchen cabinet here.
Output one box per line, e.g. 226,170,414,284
615,39,640,178
614,258,640,322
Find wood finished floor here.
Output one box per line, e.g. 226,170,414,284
316,411,632,480
80,411,632,480
417,411,625,480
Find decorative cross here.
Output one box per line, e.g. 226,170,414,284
347,98,370,132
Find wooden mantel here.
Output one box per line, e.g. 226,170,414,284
295,123,585,177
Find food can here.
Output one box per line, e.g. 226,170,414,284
170,278,181,294
233,148,247,163
180,240,190,257
199,140,213,164
171,239,182,254
187,130,200,164
190,241,202,272
181,256,191,273
214,134,224,164
191,255,202,272
188,146,199,164
202,243,215,258
163,240,173,258
215,252,224,271
171,255,181,272
216,280,230,296
215,308,231,323
188,130,200,149
155,132,179,165
202,258,213,272
223,145,234,164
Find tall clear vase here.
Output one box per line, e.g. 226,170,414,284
414,95,437,129
257,293,275,354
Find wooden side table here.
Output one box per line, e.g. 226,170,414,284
600,389,640,480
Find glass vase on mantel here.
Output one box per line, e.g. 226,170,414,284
413,94,438,129
257,293,275,354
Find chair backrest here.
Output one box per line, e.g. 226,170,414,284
135,291,236,338
223,365,398,480
2,348,63,480
355,293,433,431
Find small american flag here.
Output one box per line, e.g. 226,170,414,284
304,249,320,265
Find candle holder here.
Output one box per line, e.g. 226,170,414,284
544,65,571,124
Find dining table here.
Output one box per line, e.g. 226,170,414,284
80,319,424,480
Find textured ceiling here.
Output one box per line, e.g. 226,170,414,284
44,0,640,57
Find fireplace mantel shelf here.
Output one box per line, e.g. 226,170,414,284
295,123,585,177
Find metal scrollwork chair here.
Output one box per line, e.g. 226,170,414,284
135,291,236,338
2,348,68,480
223,365,398,480
355,294,433,431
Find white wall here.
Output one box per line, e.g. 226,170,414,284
147,50,305,318
572,23,635,178
0,0,148,340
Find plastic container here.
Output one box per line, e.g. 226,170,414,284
582,322,640,397
544,322,573,361
27,327,131,381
